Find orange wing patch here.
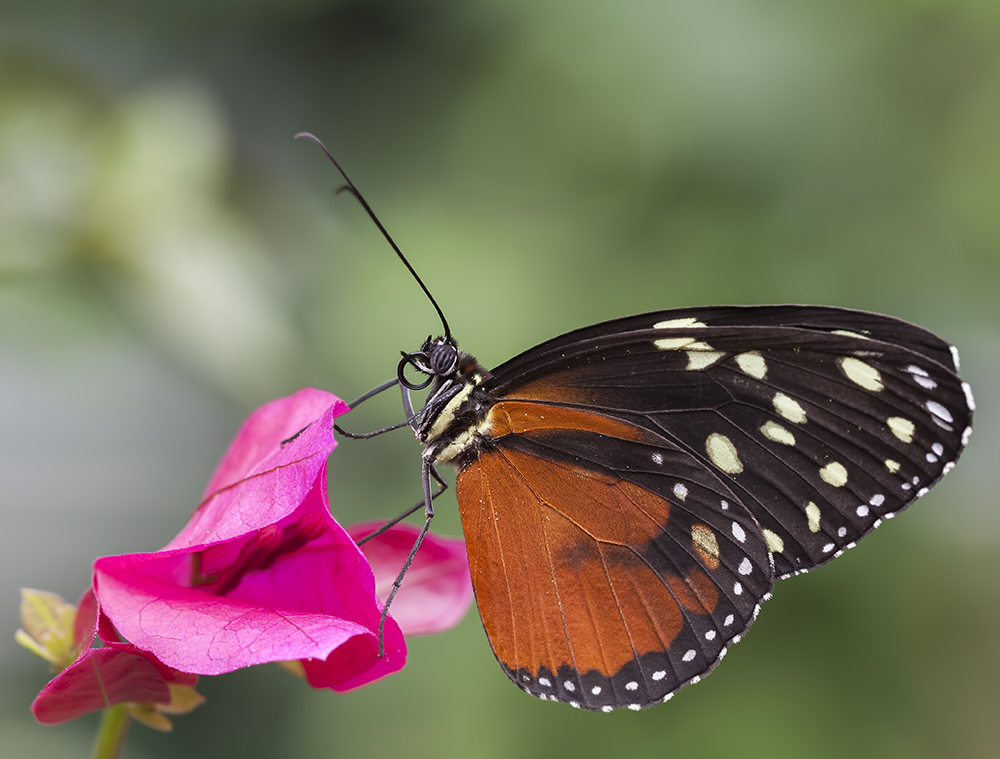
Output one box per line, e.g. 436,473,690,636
457,446,714,684
486,400,649,442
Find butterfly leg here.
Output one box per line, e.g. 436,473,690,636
333,379,423,439
375,459,444,655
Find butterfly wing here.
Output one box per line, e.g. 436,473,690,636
448,306,972,709
456,400,773,711
482,305,973,579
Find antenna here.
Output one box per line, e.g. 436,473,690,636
295,132,451,339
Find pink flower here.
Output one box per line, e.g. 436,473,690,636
92,388,472,694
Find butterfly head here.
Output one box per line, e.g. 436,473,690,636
397,336,461,391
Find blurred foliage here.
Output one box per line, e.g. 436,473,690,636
2,0,998,757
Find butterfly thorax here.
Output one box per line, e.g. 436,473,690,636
416,350,495,470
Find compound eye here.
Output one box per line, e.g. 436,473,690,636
429,342,459,376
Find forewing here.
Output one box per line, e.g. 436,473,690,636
457,402,772,711
488,306,973,579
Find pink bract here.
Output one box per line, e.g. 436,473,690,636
93,389,408,691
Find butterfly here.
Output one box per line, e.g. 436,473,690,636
397,306,973,711
299,134,975,712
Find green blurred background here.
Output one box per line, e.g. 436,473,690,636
2,0,998,757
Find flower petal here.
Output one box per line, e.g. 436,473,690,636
31,648,170,724
168,390,348,549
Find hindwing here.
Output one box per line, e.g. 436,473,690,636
456,401,772,710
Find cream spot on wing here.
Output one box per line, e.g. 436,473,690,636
820,461,848,487
686,349,725,370
885,459,901,473
887,416,915,443
831,329,870,340
760,420,795,446
706,433,744,474
805,502,821,533
773,392,807,424
840,357,883,392
653,336,696,350
762,529,784,553
692,524,720,569
654,317,707,329
735,351,767,379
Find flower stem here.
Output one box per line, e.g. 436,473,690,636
91,705,131,759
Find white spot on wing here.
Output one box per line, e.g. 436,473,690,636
926,400,954,424
682,650,696,662
962,382,976,411
950,344,961,372
906,365,938,390
738,557,753,575
732,522,747,542
673,483,688,501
